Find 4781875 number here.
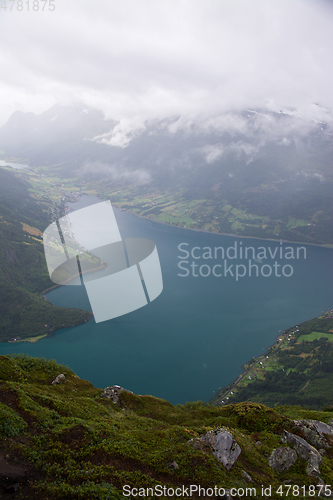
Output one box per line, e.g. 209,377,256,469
0,0,55,11
275,484,332,497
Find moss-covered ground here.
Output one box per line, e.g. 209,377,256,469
1,355,333,499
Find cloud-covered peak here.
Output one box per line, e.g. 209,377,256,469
1,0,333,127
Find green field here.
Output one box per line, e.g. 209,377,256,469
287,217,310,229
8,333,48,343
22,165,328,245
297,331,333,342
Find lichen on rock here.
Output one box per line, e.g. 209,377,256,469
101,385,133,404
281,430,323,476
269,446,297,472
189,427,241,470
292,419,333,450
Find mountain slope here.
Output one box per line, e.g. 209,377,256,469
0,168,91,341
1,354,333,499
211,312,333,410
1,104,332,244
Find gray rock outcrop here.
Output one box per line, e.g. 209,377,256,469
281,430,323,476
101,385,133,404
51,374,65,385
307,452,323,477
269,447,297,471
282,431,322,461
292,419,333,449
189,427,241,470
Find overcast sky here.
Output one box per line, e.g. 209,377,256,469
0,0,332,126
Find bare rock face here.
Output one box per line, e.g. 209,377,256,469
292,420,333,449
269,447,297,472
101,385,133,404
190,427,241,470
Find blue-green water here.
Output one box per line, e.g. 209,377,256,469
1,196,332,404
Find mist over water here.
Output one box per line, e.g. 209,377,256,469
1,196,332,404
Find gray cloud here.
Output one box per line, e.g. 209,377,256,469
92,119,146,148
199,141,260,165
199,144,225,164
81,162,151,184
0,0,332,126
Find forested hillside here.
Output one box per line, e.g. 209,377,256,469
0,168,91,341
215,314,333,410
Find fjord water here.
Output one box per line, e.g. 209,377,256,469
1,195,333,404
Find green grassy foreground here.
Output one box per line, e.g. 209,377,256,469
1,354,333,499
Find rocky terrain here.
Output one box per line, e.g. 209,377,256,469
1,354,333,499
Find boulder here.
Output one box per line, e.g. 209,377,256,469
101,385,133,404
292,420,333,449
51,374,65,385
269,447,297,472
281,430,323,476
282,431,322,461
190,427,241,470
